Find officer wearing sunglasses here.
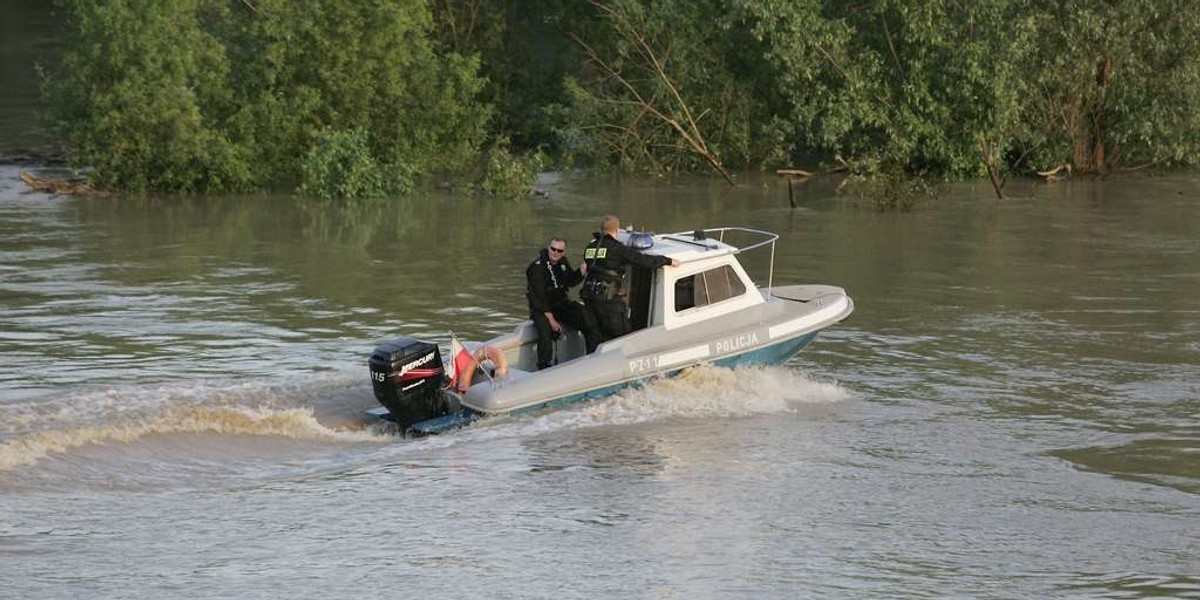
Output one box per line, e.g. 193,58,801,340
526,236,601,370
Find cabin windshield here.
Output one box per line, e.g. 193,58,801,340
674,264,747,312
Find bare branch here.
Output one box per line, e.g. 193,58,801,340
882,13,905,79
238,0,262,16
573,1,735,185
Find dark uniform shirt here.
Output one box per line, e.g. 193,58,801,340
581,231,670,297
526,248,584,313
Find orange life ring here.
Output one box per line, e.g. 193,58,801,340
452,345,508,393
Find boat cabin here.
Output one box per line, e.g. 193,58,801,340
481,228,777,373
623,227,774,334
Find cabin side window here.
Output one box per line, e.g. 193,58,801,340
674,265,746,312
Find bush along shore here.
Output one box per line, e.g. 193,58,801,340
31,0,1200,202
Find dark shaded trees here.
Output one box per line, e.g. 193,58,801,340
1020,0,1200,175
41,0,1200,197
562,0,781,179
46,0,489,196
564,0,1199,188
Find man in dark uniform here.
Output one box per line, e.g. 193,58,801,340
581,215,679,342
526,236,600,370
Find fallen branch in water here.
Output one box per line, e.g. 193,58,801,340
775,163,850,208
1035,164,1072,182
20,170,111,197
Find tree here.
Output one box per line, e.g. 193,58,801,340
736,0,1200,185
735,0,1035,190
45,0,249,193
564,0,780,179
45,0,491,197
1019,0,1200,174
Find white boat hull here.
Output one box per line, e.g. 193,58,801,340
385,284,852,434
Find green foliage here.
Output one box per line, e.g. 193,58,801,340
299,128,407,200
732,0,1036,180
46,0,489,196
45,0,251,193
41,0,1200,199
431,0,593,154
481,139,547,201
1018,0,1200,173
733,0,1200,181
563,0,779,174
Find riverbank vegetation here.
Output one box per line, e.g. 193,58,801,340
40,0,1200,200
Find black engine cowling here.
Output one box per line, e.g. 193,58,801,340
368,337,459,429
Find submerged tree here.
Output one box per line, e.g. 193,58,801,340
45,0,490,197
564,0,780,181
44,0,246,193
733,0,1037,195
1019,0,1200,174
40,0,1200,199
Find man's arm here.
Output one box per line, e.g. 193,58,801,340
527,263,551,313
619,244,675,270
563,258,585,288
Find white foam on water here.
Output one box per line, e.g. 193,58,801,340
394,364,850,453
1,368,371,432
0,403,392,471
0,372,390,471
2,364,849,477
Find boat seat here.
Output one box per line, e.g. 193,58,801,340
470,367,531,390
503,368,533,383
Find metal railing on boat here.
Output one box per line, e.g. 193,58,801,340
662,227,780,295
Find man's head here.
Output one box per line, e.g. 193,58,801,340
601,215,620,236
546,237,567,263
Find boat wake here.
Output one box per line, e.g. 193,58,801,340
406,364,850,450
1,365,848,486
553,363,848,425
0,373,389,473
0,404,387,472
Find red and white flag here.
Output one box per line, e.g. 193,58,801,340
447,333,474,391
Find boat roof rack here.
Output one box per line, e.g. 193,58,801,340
660,227,780,294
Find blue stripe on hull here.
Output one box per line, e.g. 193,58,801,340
408,331,820,435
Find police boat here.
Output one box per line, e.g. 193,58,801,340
366,227,854,435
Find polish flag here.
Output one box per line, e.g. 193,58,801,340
448,335,475,392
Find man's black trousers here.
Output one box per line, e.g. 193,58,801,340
584,296,630,345
531,302,598,370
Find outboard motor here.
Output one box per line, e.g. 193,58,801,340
368,337,458,430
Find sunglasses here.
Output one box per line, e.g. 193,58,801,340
549,246,566,253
